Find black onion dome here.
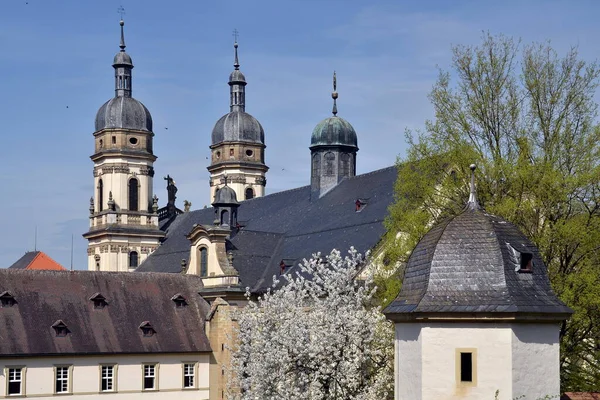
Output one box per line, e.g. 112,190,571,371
384,206,572,319
211,111,264,145
229,69,246,83
95,97,153,132
213,185,239,206
310,116,358,149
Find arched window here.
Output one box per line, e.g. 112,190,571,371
200,247,208,277
325,152,335,176
98,179,103,212
129,178,139,211
312,154,320,180
245,187,254,200
221,210,229,226
129,251,138,269
340,153,350,177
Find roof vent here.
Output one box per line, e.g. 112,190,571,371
52,320,70,337
139,321,156,337
171,294,188,308
89,293,108,309
0,291,16,307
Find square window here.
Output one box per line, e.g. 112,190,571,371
143,364,157,390
183,363,195,388
7,367,23,395
55,366,70,393
101,365,115,392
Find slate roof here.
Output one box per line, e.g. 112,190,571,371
0,269,211,356
384,206,573,320
8,251,66,271
137,166,398,292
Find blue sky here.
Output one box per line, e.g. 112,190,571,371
1,0,599,270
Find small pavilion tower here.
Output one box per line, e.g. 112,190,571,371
384,165,572,400
208,39,268,203
310,72,358,199
83,19,164,272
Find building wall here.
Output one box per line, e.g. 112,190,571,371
206,303,240,400
396,322,521,400
0,353,209,400
395,323,422,400
511,323,561,399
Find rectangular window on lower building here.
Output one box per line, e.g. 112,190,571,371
143,364,157,390
55,366,71,394
7,367,24,396
455,348,477,386
183,363,196,388
101,365,115,392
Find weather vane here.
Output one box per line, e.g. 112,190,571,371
232,29,239,43
118,5,125,20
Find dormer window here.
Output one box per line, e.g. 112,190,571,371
52,320,69,337
0,291,16,307
355,198,367,212
506,243,534,273
139,321,156,337
171,294,188,308
89,293,108,309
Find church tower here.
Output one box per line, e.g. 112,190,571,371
83,19,164,272
208,39,268,202
310,72,359,199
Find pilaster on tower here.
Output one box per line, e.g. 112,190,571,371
83,19,164,272
208,38,268,203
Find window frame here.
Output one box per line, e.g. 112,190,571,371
128,177,139,211
199,247,208,277
182,362,197,389
455,348,477,387
142,363,159,391
54,365,72,394
5,366,26,396
99,364,117,393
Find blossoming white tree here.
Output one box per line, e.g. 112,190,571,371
229,248,394,400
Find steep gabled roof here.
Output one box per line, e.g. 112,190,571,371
0,269,211,356
137,166,398,292
8,251,66,271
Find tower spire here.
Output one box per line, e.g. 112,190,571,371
332,71,338,116
233,29,240,70
467,164,480,210
119,19,126,51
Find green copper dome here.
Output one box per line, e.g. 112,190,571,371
310,116,358,149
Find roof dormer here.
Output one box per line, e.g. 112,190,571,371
0,291,16,307
171,294,188,308
139,321,156,337
89,293,108,309
52,320,69,337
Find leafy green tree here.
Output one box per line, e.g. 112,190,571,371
380,33,600,391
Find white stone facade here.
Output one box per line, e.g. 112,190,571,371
394,322,560,400
0,354,209,399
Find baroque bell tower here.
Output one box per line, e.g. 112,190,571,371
208,37,268,202
83,19,164,272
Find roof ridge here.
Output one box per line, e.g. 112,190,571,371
347,165,396,180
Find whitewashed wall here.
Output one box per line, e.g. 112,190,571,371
0,353,209,400
394,321,561,400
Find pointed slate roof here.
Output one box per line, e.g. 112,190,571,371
384,170,572,321
8,251,66,271
137,166,398,292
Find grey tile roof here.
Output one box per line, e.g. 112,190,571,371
8,251,39,269
384,208,573,319
137,166,398,292
0,269,211,356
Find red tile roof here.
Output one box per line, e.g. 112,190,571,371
562,393,600,400
8,251,66,271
